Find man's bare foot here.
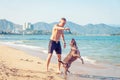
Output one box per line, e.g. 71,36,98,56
46,69,51,73
46,68,49,72
56,70,61,74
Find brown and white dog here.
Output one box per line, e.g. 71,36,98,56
59,38,84,75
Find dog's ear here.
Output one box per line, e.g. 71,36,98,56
72,39,77,46
70,38,77,47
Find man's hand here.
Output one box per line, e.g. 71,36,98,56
64,28,70,30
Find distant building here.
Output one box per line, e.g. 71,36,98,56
23,22,33,30
30,24,34,30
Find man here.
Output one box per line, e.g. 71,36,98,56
46,18,70,73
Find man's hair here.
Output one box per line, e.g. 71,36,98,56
61,18,66,21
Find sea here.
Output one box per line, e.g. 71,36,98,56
0,34,120,66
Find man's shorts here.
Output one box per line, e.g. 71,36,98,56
48,40,61,54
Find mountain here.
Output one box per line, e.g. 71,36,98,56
82,23,120,35
0,19,22,34
0,19,120,35
65,21,84,34
109,24,120,27
33,22,52,31
49,22,120,35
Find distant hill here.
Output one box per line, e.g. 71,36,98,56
81,23,120,35
0,19,120,35
0,19,22,34
33,22,52,31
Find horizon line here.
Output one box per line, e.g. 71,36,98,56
0,18,120,26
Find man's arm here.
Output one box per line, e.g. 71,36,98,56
61,31,66,48
54,25,70,30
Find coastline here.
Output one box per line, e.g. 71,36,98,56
0,42,120,80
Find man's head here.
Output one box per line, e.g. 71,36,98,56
59,18,66,27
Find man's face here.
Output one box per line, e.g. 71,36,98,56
60,20,66,27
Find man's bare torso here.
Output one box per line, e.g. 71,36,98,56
50,25,63,42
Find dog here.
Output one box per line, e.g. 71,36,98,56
59,38,84,75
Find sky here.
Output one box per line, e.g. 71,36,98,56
0,0,120,25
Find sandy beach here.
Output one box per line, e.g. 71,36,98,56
0,45,64,80
0,44,120,80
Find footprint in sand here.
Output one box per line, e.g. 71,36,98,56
37,62,41,64
20,59,42,65
47,76,54,80
20,59,33,62
25,59,33,62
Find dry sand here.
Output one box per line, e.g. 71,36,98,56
0,45,64,80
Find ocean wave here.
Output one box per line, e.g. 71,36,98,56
0,41,47,52
13,40,24,44
83,56,96,64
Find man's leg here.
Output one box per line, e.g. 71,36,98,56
57,54,61,72
46,53,52,71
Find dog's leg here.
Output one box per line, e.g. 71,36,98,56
65,68,67,75
65,67,71,75
58,60,65,65
79,57,84,64
67,70,70,73
58,60,68,75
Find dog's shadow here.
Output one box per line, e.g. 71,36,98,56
63,73,120,80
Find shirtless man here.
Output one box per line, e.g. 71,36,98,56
46,18,70,72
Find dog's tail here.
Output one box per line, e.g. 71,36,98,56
58,60,65,64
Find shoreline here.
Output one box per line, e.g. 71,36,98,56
1,41,120,66
0,43,120,80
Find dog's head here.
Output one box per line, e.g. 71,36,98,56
70,38,77,47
